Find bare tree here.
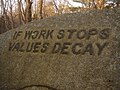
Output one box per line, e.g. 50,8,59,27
9,0,14,29
25,0,32,22
37,0,43,19
32,0,37,20
21,2,26,23
53,0,59,14
1,0,8,32
17,0,22,25
96,0,105,9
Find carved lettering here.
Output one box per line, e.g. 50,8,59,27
46,30,54,39
77,30,86,40
87,29,98,39
99,28,110,39
41,43,49,53
33,42,41,52
61,42,71,54
32,31,39,39
82,43,94,55
67,29,76,39
72,43,83,55
38,30,46,39
9,28,111,55
57,30,65,39
52,43,61,53
96,42,109,55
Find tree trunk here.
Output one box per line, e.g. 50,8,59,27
17,0,22,25
25,0,32,22
53,0,59,14
37,0,43,19
96,0,105,9
21,2,26,23
1,0,8,32
9,0,14,29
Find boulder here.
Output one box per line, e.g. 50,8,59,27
0,8,120,90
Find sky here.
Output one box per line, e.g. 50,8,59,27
69,0,83,7
46,0,83,7
46,0,114,7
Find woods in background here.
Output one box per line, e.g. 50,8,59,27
0,0,120,34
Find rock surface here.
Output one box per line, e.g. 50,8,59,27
0,8,120,90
